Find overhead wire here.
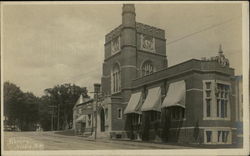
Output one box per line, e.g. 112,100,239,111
166,16,241,45
64,15,241,83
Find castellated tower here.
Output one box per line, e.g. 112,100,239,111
100,4,167,135
101,4,137,101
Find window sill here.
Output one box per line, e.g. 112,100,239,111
203,117,230,121
204,142,231,145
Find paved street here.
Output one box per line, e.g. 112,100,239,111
4,131,193,150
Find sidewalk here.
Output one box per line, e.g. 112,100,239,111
53,131,242,149
52,131,193,149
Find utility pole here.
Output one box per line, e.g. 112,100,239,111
51,112,53,131
48,105,56,131
57,92,61,131
57,103,60,130
90,83,102,141
94,93,98,140
46,91,58,131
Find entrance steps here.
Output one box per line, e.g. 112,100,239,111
87,131,110,140
82,132,92,137
97,132,109,139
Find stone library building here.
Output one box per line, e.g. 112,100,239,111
73,4,243,146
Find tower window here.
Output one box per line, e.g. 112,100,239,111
141,61,154,77
111,63,121,94
111,36,120,55
117,108,122,119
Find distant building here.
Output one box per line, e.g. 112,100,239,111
73,95,94,136
235,75,243,122
234,75,243,145
76,4,242,146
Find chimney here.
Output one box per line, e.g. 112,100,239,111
94,83,101,100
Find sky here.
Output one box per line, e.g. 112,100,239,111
2,2,243,97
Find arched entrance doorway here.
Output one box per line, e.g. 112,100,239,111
100,108,105,132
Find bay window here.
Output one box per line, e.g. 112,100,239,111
203,80,230,120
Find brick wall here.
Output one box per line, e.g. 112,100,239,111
111,103,127,131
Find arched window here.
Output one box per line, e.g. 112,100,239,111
111,63,121,93
141,61,154,77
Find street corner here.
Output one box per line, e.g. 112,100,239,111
5,136,45,150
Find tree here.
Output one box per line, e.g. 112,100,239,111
4,82,39,131
4,81,88,131
4,82,25,127
38,95,52,131
44,83,88,130
21,92,39,130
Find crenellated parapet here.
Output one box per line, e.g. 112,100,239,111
136,22,165,40
105,22,166,43
105,25,123,43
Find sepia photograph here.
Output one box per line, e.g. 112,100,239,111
1,1,249,156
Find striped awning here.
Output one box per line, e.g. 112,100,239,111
162,80,186,108
141,87,161,112
124,92,142,114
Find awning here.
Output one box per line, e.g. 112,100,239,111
140,87,161,112
124,92,142,114
76,115,86,122
161,80,186,108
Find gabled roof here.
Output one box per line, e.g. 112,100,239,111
73,95,93,109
